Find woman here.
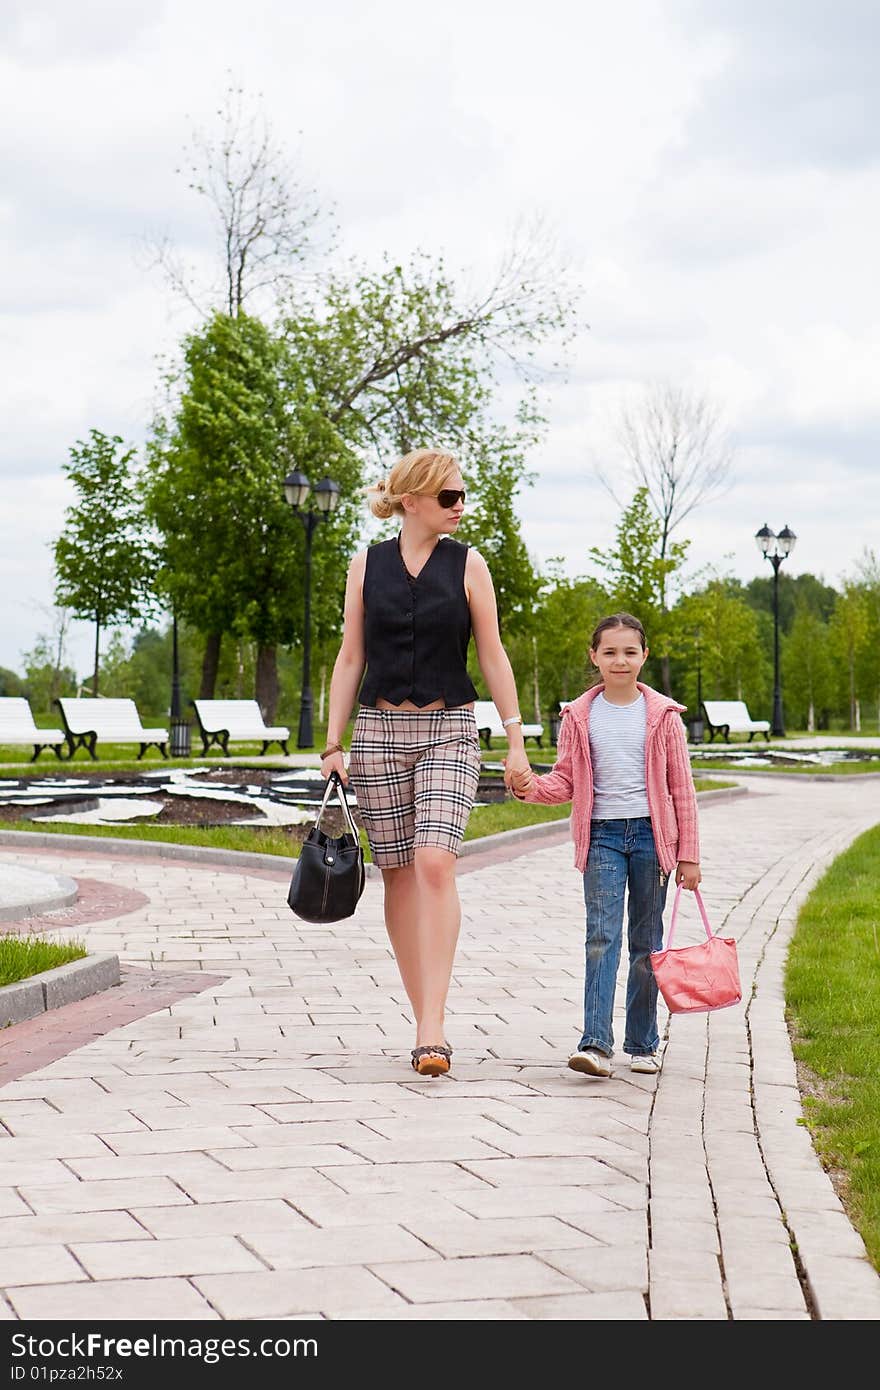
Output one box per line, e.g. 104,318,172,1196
320,449,531,1076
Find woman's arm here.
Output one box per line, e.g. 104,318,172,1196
321,550,367,784
466,549,530,783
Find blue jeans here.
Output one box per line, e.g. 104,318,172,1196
579,817,669,1058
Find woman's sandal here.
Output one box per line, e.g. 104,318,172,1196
410,1044,453,1077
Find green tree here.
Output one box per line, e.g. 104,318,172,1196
829,583,871,730
588,487,689,686
53,430,155,696
146,313,362,720
673,576,769,714
0,668,25,697
598,383,733,694
781,605,834,732
20,637,77,714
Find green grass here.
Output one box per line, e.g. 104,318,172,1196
0,934,87,987
786,824,880,1270
692,759,879,776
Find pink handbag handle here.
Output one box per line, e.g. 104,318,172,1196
665,884,714,949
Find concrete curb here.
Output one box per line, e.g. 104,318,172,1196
0,952,121,1027
0,871,78,923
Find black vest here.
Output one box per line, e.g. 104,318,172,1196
358,536,479,708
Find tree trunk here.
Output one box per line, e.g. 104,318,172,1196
256,645,279,722
318,663,327,725
200,632,222,698
531,635,541,723
236,643,244,699
92,618,101,697
807,700,815,733
660,653,672,697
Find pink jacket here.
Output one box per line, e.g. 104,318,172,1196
523,682,700,875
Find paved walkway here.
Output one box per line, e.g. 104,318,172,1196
1,776,880,1321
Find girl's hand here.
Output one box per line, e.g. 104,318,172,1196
503,751,532,796
321,750,348,785
675,861,701,890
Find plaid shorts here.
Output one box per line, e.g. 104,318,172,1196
348,707,483,867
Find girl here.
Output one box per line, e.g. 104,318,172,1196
508,612,700,1077
321,449,531,1077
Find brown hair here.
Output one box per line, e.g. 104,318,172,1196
589,612,648,653
365,449,458,520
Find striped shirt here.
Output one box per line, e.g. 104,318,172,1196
588,691,649,820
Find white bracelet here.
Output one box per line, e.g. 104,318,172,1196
502,714,523,728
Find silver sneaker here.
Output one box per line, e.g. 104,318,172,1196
630,1052,661,1074
568,1048,612,1078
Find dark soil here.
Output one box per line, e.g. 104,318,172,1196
0,765,356,843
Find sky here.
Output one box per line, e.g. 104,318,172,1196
2,0,878,679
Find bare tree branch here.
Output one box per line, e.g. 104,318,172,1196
146,81,333,318
597,382,734,559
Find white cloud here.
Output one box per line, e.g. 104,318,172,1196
1,0,879,677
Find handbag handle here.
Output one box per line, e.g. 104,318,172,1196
665,884,714,949
315,770,359,841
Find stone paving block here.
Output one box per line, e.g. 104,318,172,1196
0,1160,78,1186
71,1234,267,1279
369,1252,582,1303
194,1265,402,1318
807,1256,880,1320
650,1217,719,1253
459,1155,622,1187
332,1298,530,1320
7,1276,220,1321
400,1215,602,1258
539,1243,648,1293
0,1244,89,1287
18,1177,194,1215
649,1278,728,1321
0,1212,151,1249
511,1290,648,1319
245,1223,439,1270
63,1153,227,1183
290,1192,479,1229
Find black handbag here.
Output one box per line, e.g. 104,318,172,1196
287,771,366,923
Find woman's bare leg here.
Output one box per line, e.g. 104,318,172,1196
381,863,423,1021
412,846,460,1046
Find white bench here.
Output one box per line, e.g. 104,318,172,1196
191,699,290,757
0,698,67,762
472,699,544,751
55,698,169,761
702,700,770,744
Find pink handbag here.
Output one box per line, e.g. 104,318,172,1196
650,884,742,1013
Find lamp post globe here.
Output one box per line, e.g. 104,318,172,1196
284,469,342,750
754,522,797,738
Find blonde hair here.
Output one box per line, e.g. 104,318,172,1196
366,449,458,520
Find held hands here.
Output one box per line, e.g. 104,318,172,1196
675,861,701,890
503,750,534,799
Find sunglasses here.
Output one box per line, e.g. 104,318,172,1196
436,488,466,509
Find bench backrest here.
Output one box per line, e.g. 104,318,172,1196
57,698,151,734
473,700,503,734
0,697,40,735
702,700,755,724
193,699,269,733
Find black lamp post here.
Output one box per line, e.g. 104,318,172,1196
169,609,191,757
755,522,797,738
688,629,704,744
283,470,341,749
